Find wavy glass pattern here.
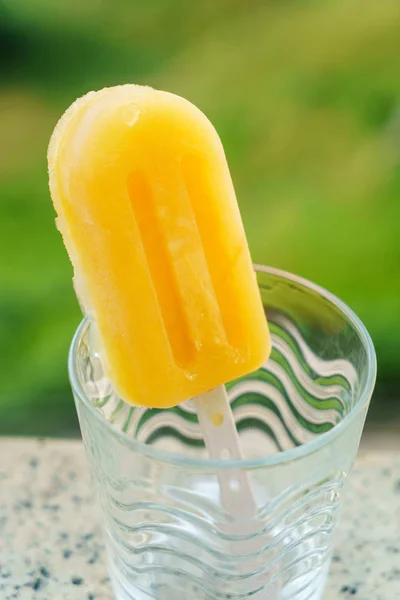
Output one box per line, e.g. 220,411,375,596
71,266,376,600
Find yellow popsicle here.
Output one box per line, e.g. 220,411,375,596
48,85,270,408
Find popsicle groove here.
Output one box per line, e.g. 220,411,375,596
127,170,196,368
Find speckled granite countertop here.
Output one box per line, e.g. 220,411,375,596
0,438,399,600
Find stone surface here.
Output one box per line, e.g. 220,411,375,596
325,450,400,600
0,438,399,599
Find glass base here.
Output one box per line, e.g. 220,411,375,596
108,531,331,600
110,562,329,600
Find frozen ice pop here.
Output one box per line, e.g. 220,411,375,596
48,85,270,409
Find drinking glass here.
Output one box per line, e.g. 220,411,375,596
69,265,376,600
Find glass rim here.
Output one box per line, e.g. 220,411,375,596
69,265,377,470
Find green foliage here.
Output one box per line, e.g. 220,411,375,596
0,0,399,434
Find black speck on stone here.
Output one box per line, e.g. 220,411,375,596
332,554,341,563
72,577,84,586
83,533,94,541
40,567,50,578
88,551,99,565
387,568,400,580
20,500,32,509
341,586,358,595
29,458,38,468
63,550,72,559
60,532,69,540
1,572,10,579
31,578,43,591
88,594,95,600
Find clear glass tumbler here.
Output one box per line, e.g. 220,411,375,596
69,266,376,600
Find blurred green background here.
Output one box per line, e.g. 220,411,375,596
1,0,399,437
